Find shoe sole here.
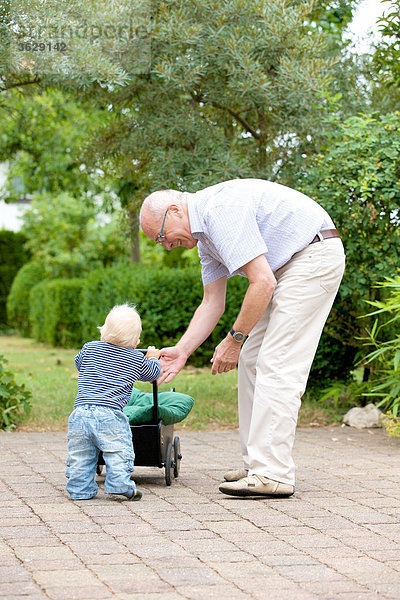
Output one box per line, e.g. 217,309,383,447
130,490,142,501
219,487,294,498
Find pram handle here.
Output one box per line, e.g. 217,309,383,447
137,349,159,424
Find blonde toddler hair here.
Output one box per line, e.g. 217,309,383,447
98,303,142,348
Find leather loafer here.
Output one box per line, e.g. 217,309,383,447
223,468,248,482
219,474,294,498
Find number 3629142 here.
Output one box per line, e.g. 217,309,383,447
18,42,67,52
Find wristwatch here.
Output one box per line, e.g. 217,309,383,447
229,328,248,343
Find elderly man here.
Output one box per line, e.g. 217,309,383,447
140,179,345,498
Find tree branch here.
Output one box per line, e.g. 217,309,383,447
2,77,41,91
190,92,260,140
221,105,260,140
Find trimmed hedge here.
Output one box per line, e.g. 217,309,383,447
80,262,249,365
0,230,30,326
29,278,85,347
7,262,45,336
24,261,353,381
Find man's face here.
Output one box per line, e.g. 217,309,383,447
142,205,198,250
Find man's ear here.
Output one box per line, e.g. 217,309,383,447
168,203,183,217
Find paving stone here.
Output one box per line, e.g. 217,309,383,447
118,594,184,600
0,565,32,582
33,569,104,587
45,586,114,599
174,583,250,599
0,581,44,595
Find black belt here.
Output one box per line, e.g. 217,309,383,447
310,228,340,244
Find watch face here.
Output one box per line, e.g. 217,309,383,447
233,332,245,342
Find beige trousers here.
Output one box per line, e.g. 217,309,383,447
238,238,345,485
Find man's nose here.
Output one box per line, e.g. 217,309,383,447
162,240,173,251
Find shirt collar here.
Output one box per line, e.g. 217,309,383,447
185,192,204,237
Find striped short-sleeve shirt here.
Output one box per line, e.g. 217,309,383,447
74,341,161,411
186,179,335,285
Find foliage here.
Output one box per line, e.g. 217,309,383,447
6,261,45,336
0,353,31,430
373,0,400,90
80,261,352,375
81,261,248,364
81,262,205,352
20,192,130,278
94,0,346,195
317,376,369,416
1,1,367,260
0,230,30,325
361,277,400,417
29,278,86,347
301,111,400,352
1,0,149,92
381,412,400,438
0,88,110,202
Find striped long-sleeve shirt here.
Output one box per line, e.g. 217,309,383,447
186,179,335,285
74,341,161,411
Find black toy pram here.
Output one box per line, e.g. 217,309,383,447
96,351,193,486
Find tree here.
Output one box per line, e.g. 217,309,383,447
21,192,129,278
373,0,400,89
301,111,400,354
0,88,109,201
84,0,361,260
1,0,367,261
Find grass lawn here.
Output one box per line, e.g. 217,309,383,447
0,334,338,431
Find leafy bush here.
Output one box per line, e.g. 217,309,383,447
81,261,346,375
361,277,400,418
6,262,45,336
81,261,248,363
81,262,206,354
21,193,130,278
0,354,31,430
301,112,400,375
0,230,30,327
30,278,86,347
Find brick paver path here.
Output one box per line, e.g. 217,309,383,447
0,427,399,600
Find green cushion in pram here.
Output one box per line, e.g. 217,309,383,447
123,387,194,425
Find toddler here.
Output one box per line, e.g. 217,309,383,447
66,303,161,501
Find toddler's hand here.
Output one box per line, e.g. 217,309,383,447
146,346,161,360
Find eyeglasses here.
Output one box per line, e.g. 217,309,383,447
155,209,168,244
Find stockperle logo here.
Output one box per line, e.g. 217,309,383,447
6,0,152,77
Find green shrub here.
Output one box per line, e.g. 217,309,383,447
0,354,31,430
81,262,205,352
30,278,86,347
80,261,353,373
361,277,400,418
0,230,30,326
6,262,45,336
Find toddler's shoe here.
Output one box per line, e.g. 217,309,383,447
129,488,143,501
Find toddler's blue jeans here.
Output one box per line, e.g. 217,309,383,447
66,404,136,500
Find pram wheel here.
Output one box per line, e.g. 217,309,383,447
173,436,181,478
165,442,173,486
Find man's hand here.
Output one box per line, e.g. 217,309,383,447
211,336,241,375
158,346,188,384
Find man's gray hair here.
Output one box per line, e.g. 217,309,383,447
139,189,183,226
